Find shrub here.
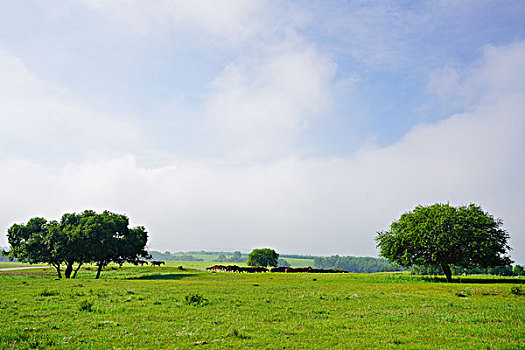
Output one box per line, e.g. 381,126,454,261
79,300,94,312
184,293,208,306
40,289,59,297
228,328,249,339
455,290,470,297
510,286,523,296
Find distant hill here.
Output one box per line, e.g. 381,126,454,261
146,250,401,273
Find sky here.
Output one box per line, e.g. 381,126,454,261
1,1,524,263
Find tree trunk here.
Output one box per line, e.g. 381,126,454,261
95,264,103,279
64,260,74,278
72,262,83,279
441,264,452,283
53,263,62,279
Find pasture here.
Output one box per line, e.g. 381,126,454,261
0,263,524,349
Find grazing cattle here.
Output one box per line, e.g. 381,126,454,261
285,266,313,273
226,265,242,272
133,260,148,266
234,266,268,273
151,261,165,266
206,264,268,273
270,267,287,273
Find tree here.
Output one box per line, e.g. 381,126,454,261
277,258,291,267
376,203,512,282
230,251,244,262
513,265,524,276
246,248,279,267
7,218,65,278
6,210,149,279
80,211,149,279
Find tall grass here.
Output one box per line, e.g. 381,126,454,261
1,265,523,349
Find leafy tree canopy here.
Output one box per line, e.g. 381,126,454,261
6,210,149,279
376,203,512,282
247,248,279,267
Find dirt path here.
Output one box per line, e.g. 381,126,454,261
0,265,51,271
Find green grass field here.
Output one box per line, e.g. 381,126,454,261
1,263,524,349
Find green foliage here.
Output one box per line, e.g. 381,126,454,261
455,290,471,297
314,255,402,273
184,293,208,306
6,210,150,279
510,286,523,296
513,265,524,276
277,258,290,267
78,299,94,312
246,248,279,267
39,288,59,297
377,203,512,282
413,264,515,276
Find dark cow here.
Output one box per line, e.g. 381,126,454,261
206,265,228,271
285,266,313,273
151,261,165,266
240,266,268,273
270,267,287,273
133,260,148,266
226,265,242,272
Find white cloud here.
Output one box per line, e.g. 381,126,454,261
0,45,138,161
203,35,336,160
1,5,523,265
428,41,525,108
75,0,271,44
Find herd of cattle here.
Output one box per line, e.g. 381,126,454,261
133,260,165,266
206,265,348,273
132,261,346,273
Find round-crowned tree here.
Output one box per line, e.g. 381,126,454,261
246,248,279,267
376,203,512,282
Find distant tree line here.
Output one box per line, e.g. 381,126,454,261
280,254,318,259
149,251,204,261
314,255,403,273
277,258,291,267
185,250,246,256
0,248,10,262
5,210,149,279
216,251,247,263
412,264,524,277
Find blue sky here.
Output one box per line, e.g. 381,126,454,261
1,1,524,263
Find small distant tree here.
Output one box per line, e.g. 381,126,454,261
513,265,524,277
376,203,512,282
247,248,278,267
230,251,244,262
277,258,290,267
217,254,227,262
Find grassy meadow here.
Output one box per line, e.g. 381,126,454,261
0,263,524,349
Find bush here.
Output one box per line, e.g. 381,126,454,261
510,286,523,296
40,289,59,297
79,300,94,312
184,293,208,306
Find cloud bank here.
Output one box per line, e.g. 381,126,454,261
1,40,523,262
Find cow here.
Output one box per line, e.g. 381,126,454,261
133,260,148,266
151,261,165,266
285,266,313,273
226,265,242,272
206,265,227,271
270,267,287,273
